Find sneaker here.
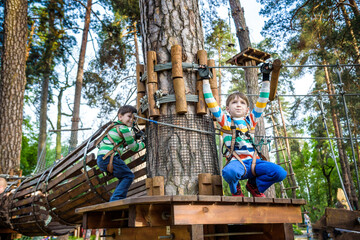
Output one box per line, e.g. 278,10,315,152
232,182,244,197
246,181,265,197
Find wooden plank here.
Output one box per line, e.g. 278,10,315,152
105,226,191,240
243,197,254,203
128,204,171,227
48,167,102,201
76,195,172,214
198,195,222,202
191,225,204,240
291,198,306,205
50,174,107,207
127,155,146,169
253,197,274,204
274,198,291,204
11,196,39,208
173,204,302,225
133,167,147,180
47,153,97,190
56,189,108,217
83,210,127,229
221,196,244,203
325,207,360,231
127,184,146,197
172,195,198,202
10,205,40,217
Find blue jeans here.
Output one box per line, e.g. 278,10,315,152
97,154,134,202
222,158,287,194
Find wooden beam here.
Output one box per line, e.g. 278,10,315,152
173,204,302,225
128,204,171,227
325,207,360,231
105,226,191,240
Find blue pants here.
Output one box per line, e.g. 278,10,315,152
97,154,134,202
222,158,287,194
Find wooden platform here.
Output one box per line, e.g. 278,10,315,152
226,47,271,66
76,195,305,238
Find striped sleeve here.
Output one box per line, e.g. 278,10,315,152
248,81,270,128
203,81,227,127
119,125,145,152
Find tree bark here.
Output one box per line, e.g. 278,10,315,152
69,0,92,152
0,0,27,174
229,0,273,196
140,0,220,195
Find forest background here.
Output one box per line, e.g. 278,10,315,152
0,0,360,224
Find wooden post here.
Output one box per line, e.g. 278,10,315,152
207,59,219,106
212,175,223,196
146,178,153,196
196,50,207,115
152,176,165,196
269,59,281,101
198,173,213,195
171,45,187,114
147,51,160,117
136,64,147,125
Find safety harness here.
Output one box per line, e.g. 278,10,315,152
95,122,127,173
221,119,266,177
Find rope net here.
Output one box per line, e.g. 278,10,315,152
146,114,220,178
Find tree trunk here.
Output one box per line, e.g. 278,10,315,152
55,89,64,160
278,98,297,198
69,0,92,152
229,0,273,196
0,0,27,174
323,64,359,209
133,21,140,66
37,0,57,162
140,0,219,195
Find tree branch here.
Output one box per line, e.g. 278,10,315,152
290,0,312,30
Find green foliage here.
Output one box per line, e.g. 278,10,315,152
20,117,38,176
292,224,303,235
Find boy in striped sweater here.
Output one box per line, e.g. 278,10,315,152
200,64,286,197
97,105,145,201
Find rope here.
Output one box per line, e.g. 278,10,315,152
134,114,217,135
317,95,353,211
139,62,360,83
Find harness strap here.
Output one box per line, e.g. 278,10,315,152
225,145,247,177
95,122,116,146
225,119,258,177
97,122,127,173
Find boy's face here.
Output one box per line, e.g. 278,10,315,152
118,112,135,127
226,96,249,118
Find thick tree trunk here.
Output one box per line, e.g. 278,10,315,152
69,0,92,152
0,0,27,174
140,0,219,195
229,0,273,196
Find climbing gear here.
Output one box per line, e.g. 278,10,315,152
260,62,273,75
223,120,247,177
246,181,265,198
232,182,244,197
95,122,126,173
220,119,267,177
198,65,213,79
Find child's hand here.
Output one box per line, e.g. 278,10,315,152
260,62,273,74
198,65,212,79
